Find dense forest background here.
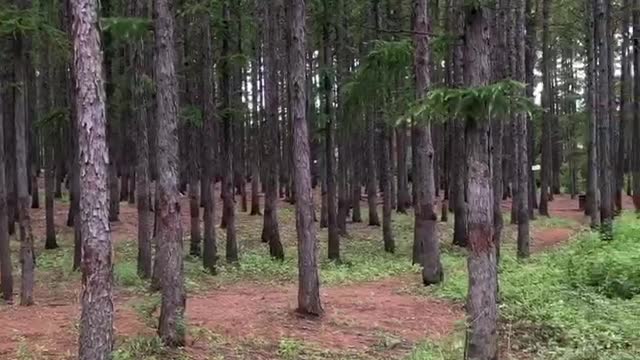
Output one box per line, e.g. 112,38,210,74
0,0,639,358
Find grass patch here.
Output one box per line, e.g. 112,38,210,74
406,333,465,360
115,261,147,288
112,335,186,360
277,338,305,359
418,212,640,359
14,336,48,360
131,294,161,328
531,215,579,229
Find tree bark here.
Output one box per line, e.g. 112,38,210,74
261,0,284,260
71,0,114,356
351,138,363,222
41,38,57,250
154,0,186,347
335,0,350,237
5,74,16,236
585,0,601,225
320,6,340,261
201,10,217,274
633,0,640,210
289,0,323,316
412,0,443,284
0,74,13,303
250,37,262,216
515,0,530,258
450,0,467,248
539,0,551,217
133,0,152,279
188,147,201,256
366,114,380,226
463,6,498,359
14,1,35,306
220,1,239,261
396,127,410,212
596,0,613,238
103,0,119,223
381,126,394,253
525,0,537,216
618,0,631,212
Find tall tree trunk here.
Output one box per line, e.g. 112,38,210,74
351,138,363,222
201,10,217,274
335,0,353,236
450,0,467,248
441,122,449,222
596,0,613,239
103,0,119,223
525,0,537,216
335,1,349,236
62,0,82,271
321,7,340,261
27,48,38,212
515,0,530,258
71,0,114,356
618,0,631,212
133,0,152,279
5,75,16,236
288,0,323,316
320,166,328,227
491,0,506,262
396,127,410,212
188,130,201,257
366,114,380,226
154,0,186,347
0,74,13,303
633,0,640,210
381,126,394,253
41,38,57,250
14,0,35,306
233,5,248,214
261,0,284,260
220,1,239,261
539,0,551,217
463,6,498,359
586,0,601,225
250,37,262,216
412,0,443,284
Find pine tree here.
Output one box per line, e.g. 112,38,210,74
71,0,114,356
154,0,186,346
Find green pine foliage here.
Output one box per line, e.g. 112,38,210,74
401,79,539,125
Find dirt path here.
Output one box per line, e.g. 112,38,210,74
531,227,576,252
0,278,461,359
188,278,460,350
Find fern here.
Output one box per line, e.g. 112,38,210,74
399,79,539,126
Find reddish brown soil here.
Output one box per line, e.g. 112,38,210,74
11,188,614,358
502,194,636,224
189,278,460,351
0,291,148,359
0,277,461,358
531,227,576,252
501,194,637,250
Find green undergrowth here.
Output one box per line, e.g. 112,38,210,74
113,335,188,360
109,211,432,293
419,212,640,360
406,333,465,360
530,214,580,229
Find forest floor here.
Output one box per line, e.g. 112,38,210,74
0,188,637,359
